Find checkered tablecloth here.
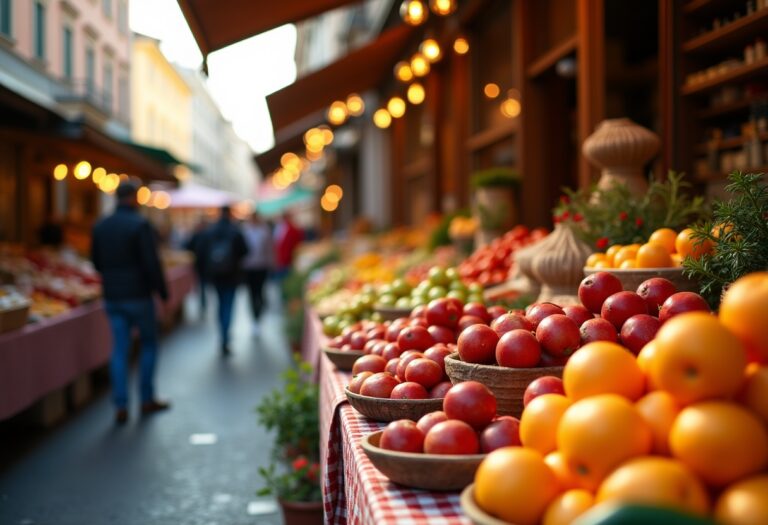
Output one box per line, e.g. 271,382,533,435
318,350,470,525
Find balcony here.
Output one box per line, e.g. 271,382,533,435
55,79,116,126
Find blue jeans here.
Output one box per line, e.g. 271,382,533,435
214,285,237,347
105,299,159,409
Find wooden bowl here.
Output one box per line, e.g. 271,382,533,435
460,484,509,525
444,353,563,418
583,266,699,293
374,305,413,322
361,431,485,491
345,388,444,422
323,347,364,371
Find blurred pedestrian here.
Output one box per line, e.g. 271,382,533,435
91,182,170,425
273,211,304,282
241,212,273,336
199,206,247,356
184,218,210,316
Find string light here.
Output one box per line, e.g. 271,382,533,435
387,97,406,119
394,61,414,83
399,0,428,26
420,39,442,63
501,98,522,119
53,164,68,180
430,0,456,15
373,109,392,129
153,191,171,210
453,37,469,55
346,94,365,117
327,100,348,126
410,53,430,77
484,83,500,99
92,167,106,184
137,186,152,205
407,83,426,105
325,184,343,203
320,194,339,212
74,161,92,180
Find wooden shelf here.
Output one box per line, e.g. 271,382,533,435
526,35,578,79
466,120,518,152
683,8,768,54
695,132,768,153
684,0,748,16
697,95,768,119
681,57,768,95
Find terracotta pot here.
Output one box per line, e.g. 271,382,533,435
473,187,517,247
530,223,593,305
279,499,324,525
582,118,660,197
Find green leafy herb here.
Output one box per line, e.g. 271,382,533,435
470,167,521,189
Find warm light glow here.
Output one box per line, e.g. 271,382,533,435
346,94,364,117
394,61,414,83
153,191,171,210
373,109,392,129
92,167,107,184
430,0,456,15
410,53,430,77
74,161,92,180
420,39,442,63
484,83,501,99
119,173,129,182
53,164,68,180
500,98,522,118
322,127,334,145
320,194,339,212
281,152,300,169
407,82,426,105
387,96,406,118
137,186,152,205
325,184,343,202
327,100,348,126
304,128,326,152
99,173,120,193
400,0,428,26
453,37,469,54
306,148,324,161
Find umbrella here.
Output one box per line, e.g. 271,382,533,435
165,183,243,209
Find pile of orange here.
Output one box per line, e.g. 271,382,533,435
472,272,768,525
585,228,715,270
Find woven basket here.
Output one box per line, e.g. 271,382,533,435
444,353,563,418
460,484,509,525
345,388,444,422
322,347,364,371
374,306,413,322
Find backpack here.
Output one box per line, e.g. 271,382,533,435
206,231,237,277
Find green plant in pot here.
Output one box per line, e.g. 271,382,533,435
470,167,521,246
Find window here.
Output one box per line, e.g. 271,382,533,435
118,74,128,119
117,1,127,34
103,59,113,109
85,46,95,96
63,27,73,80
102,0,111,18
0,0,11,37
33,1,45,60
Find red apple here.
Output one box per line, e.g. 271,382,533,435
352,354,387,375
523,376,565,407
658,292,711,324
411,305,428,319
443,381,497,429
371,340,387,356
385,358,399,377
390,381,429,400
366,326,386,341
405,358,443,389
496,329,542,368
563,305,594,327
385,319,408,342
490,313,533,336
536,314,581,357
340,325,359,345
430,381,453,399
348,371,373,394
397,326,435,351
424,345,452,374
487,305,507,320
424,420,480,455
480,416,521,452
579,272,624,314
416,411,449,435
425,298,462,329
359,372,400,398
349,331,367,351
620,314,661,354
427,324,456,345
526,303,565,330
580,317,619,344
463,303,492,324
396,351,426,381
458,315,486,331
382,342,403,361
601,291,649,330
408,317,429,328
637,278,678,316
380,420,425,453
330,335,345,348
363,339,380,355
341,344,353,353
457,324,499,364
539,352,570,367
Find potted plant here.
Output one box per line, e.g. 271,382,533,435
470,167,521,246
256,358,323,524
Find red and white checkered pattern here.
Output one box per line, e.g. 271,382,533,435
318,349,469,525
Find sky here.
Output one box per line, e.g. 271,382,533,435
129,0,298,154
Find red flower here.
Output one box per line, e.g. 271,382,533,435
573,213,584,222
292,456,309,471
561,211,571,220
618,211,629,221
553,215,561,224
307,462,320,483
560,195,570,204
635,217,644,227
596,237,609,250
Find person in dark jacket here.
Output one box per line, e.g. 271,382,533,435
91,182,170,425
184,219,210,316
198,206,247,356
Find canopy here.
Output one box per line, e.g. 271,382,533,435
165,183,243,209
255,183,315,216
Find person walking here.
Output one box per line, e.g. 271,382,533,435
184,218,210,316
273,211,304,282
91,182,170,425
199,206,247,356
241,212,273,336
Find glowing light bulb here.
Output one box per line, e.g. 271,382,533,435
327,101,348,126
400,0,428,26
53,164,68,180
387,97,406,119
420,39,441,63
453,37,469,55
74,161,92,180
484,83,500,99
394,61,414,83
430,0,456,15
373,109,392,129
407,83,426,105
410,53,430,77
346,94,364,117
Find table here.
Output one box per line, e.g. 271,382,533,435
156,263,195,326
314,313,468,525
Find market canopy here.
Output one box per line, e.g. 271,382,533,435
266,24,414,132
177,0,363,60
255,183,315,216
164,183,243,209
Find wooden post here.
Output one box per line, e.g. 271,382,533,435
577,0,605,189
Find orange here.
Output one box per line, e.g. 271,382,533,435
605,245,623,266
557,394,652,491
648,228,678,254
670,401,768,487
596,456,709,515
563,342,645,401
651,312,747,405
635,391,680,455
619,259,637,269
738,365,768,424
711,222,735,239
675,228,714,261
593,260,612,269
636,340,658,386
613,246,639,267
719,272,768,364
671,253,683,266
544,451,580,491
715,475,768,525
636,242,673,268
542,489,594,525
474,447,560,525
520,394,572,455
586,253,608,268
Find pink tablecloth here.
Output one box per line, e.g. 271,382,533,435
0,300,111,420
316,330,469,525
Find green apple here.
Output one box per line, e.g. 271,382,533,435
446,290,467,303
427,266,450,286
427,286,448,301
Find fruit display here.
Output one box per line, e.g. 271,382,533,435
464,272,768,525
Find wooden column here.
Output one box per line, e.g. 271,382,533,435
577,0,605,188
452,48,470,209
426,71,443,214
390,111,406,226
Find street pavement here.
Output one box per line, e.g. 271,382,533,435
0,285,292,525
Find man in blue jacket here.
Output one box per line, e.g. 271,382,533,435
92,181,170,425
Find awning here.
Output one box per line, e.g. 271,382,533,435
178,0,363,59
165,183,243,209
254,110,326,174
256,184,315,216
266,25,414,132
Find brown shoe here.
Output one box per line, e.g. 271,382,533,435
115,408,129,425
141,400,171,416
